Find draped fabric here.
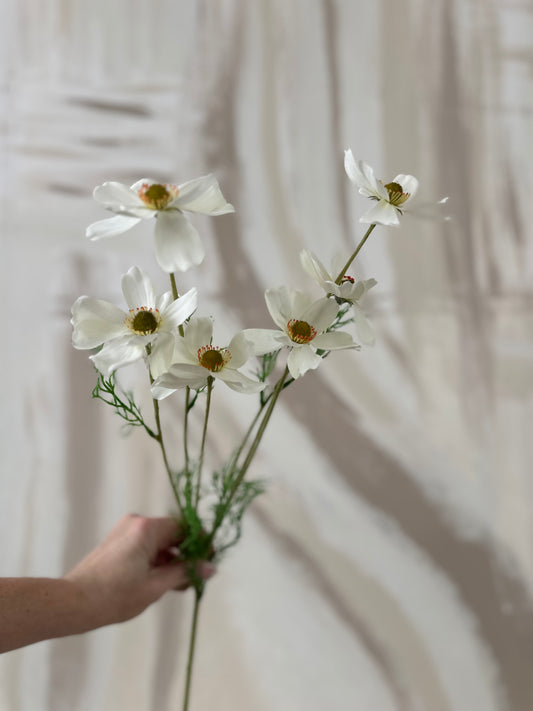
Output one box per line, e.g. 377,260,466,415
1,1,532,709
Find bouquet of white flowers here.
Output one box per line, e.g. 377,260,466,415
71,150,445,710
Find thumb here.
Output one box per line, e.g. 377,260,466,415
150,561,216,596
150,561,191,595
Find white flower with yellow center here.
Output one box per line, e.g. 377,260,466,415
151,318,265,400
243,286,358,379
71,266,197,376
300,249,377,345
86,174,234,273
344,149,420,226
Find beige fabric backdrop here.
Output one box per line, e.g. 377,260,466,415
1,1,532,709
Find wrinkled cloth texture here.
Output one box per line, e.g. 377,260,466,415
1,2,532,710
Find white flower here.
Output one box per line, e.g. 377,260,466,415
344,149,420,226
243,286,359,379
151,318,265,400
86,174,234,273
300,249,377,345
71,266,197,376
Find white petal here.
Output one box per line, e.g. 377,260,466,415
363,277,378,291
90,338,145,376
121,266,156,309
264,287,313,329
264,287,292,330
93,182,144,209
183,317,213,353
114,206,156,219
344,149,365,188
150,383,177,401
360,200,400,226
155,291,173,312
344,151,388,200
393,174,419,201
154,211,205,273
240,329,289,356
149,333,176,379
216,369,265,394
71,296,127,349
170,333,199,366
301,297,339,333
312,331,357,350
161,287,198,331
86,214,141,240
287,346,322,379
358,162,389,200
227,331,254,369
173,174,234,215
152,364,208,398
300,249,331,288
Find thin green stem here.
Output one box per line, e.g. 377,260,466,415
181,589,202,711
169,273,191,476
207,366,289,546
229,396,269,473
169,272,179,300
151,392,184,518
184,387,191,471
146,344,184,516
334,223,376,284
195,376,214,507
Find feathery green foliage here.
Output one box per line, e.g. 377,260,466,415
92,371,157,439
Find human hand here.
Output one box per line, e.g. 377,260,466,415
64,514,215,630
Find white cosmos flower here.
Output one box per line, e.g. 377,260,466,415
86,174,234,273
300,249,377,345
71,266,197,376
344,149,420,227
151,317,265,400
242,286,359,379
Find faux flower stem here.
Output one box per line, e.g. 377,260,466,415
334,223,376,284
169,272,191,474
180,368,288,711
195,376,214,507
146,344,184,516
184,387,191,471
170,273,179,300
151,394,184,517
208,366,289,545
229,396,270,472
181,588,202,711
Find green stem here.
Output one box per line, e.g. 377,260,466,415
195,376,214,507
229,396,269,472
170,272,179,300
207,366,289,546
334,223,376,284
146,344,184,516
184,386,191,471
182,589,202,711
151,393,184,518
169,273,192,476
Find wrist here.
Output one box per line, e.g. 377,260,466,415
61,574,108,632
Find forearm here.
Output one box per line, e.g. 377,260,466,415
0,577,96,653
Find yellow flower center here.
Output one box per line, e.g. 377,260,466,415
138,183,179,210
197,345,231,372
125,307,161,335
384,181,410,207
287,319,317,344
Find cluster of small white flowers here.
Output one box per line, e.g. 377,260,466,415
71,155,446,392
